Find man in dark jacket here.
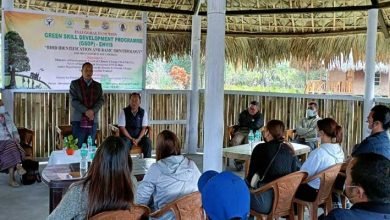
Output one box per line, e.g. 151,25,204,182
230,101,264,170
69,62,104,148
324,153,390,220
352,105,390,160
118,92,152,158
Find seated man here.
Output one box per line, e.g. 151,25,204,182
294,101,321,150
324,153,390,220
230,101,264,170
198,170,250,220
352,105,390,160
118,92,152,158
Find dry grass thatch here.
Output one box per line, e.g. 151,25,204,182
9,0,390,68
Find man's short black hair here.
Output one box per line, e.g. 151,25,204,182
250,101,259,106
371,105,390,130
81,62,93,70
351,153,390,203
130,92,141,100
308,101,318,108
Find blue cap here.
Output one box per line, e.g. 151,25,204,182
198,171,250,220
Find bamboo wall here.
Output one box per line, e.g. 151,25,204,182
199,92,364,156
14,91,365,158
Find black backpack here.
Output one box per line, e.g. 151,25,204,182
20,159,41,185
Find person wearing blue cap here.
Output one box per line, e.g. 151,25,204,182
198,170,250,220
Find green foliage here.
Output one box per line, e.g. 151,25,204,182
64,135,78,150
146,57,322,94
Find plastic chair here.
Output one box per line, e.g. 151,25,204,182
284,129,295,141
18,127,35,159
90,204,150,220
294,163,342,220
150,192,205,220
109,124,151,158
332,162,348,209
250,171,307,220
55,125,101,149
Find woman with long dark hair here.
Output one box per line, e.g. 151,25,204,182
47,136,137,220
295,117,344,201
136,130,201,219
246,120,300,214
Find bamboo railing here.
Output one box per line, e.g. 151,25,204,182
13,90,365,158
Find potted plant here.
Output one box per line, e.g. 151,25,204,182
64,135,78,155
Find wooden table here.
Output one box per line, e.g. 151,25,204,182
42,158,155,213
223,142,311,176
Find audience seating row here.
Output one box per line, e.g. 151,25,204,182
89,192,204,220
251,163,342,220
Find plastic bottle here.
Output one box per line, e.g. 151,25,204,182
90,145,97,161
248,130,255,150
87,135,93,151
255,130,261,142
80,143,88,177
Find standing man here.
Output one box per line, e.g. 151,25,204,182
118,92,152,158
70,62,104,148
294,101,321,150
230,101,264,170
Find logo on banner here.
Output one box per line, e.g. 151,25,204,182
135,24,142,32
65,18,74,28
102,21,110,30
120,23,127,32
45,17,54,27
84,20,90,29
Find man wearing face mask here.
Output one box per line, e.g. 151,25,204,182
324,153,390,220
294,101,321,150
229,101,264,171
352,105,390,160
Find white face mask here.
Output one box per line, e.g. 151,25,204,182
306,109,316,118
0,106,6,114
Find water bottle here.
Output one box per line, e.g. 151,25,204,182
80,143,88,177
90,145,97,161
255,130,261,142
87,135,93,151
248,130,255,150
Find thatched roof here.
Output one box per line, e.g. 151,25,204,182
9,0,390,68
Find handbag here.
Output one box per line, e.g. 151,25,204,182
250,143,282,188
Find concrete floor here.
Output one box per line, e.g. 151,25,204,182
0,154,312,219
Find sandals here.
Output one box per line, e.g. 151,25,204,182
8,181,20,187
16,164,26,176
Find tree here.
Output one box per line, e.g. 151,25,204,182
169,66,190,89
5,31,31,88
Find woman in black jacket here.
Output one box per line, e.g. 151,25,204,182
246,120,300,214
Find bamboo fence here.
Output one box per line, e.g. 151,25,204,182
13,91,365,158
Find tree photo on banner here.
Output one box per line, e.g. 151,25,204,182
3,9,145,90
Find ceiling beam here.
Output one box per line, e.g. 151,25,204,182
193,0,201,15
41,0,390,16
41,0,194,15
371,0,390,38
148,28,379,38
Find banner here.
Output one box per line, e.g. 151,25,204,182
3,10,145,90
